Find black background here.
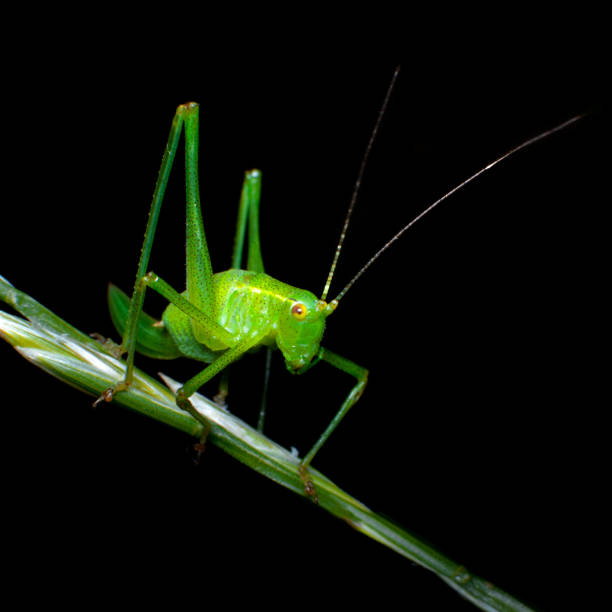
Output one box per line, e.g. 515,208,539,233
0,54,606,610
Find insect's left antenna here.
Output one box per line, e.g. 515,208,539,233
320,65,401,302
333,113,585,303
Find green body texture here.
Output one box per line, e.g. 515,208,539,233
165,270,329,370
110,270,330,370
100,102,367,486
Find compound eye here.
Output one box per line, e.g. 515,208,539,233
291,302,307,320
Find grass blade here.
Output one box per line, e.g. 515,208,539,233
0,274,532,611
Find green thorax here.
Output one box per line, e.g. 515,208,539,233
162,269,334,371
213,270,296,341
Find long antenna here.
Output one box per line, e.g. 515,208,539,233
333,113,585,303
320,65,401,301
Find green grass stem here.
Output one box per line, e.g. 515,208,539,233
0,274,532,612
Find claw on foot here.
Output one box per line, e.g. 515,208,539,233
299,464,319,505
213,391,228,409
191,440,207,465
177,389,213,464
89,333,124,358
93,387,115,408
93,381,130,408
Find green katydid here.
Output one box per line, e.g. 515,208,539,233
94,99,369,498
95,77,583,499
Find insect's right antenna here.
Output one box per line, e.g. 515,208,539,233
320,65,401,302
332,113,585,303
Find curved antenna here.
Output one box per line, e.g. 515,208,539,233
320,65,401,301
333,113,585,303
